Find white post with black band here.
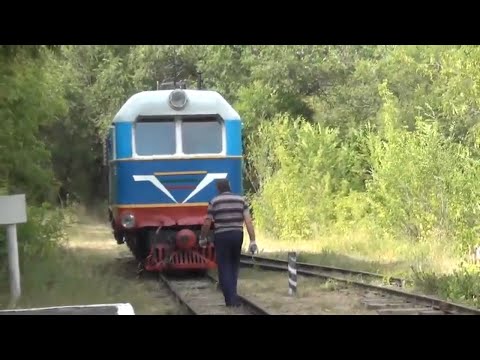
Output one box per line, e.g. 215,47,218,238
288,251,297,296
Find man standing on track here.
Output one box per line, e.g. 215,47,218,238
199,178,258,307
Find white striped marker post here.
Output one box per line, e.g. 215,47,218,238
288,252,297,296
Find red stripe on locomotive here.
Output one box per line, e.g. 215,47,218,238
113,205,209,228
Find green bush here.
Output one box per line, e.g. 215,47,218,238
0,204,68,276
366,82,480,252
249,80,480,258
249,114,362,240
0,46,70,283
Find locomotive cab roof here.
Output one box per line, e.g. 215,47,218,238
112,89,241,123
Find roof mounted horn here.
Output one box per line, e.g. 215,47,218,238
157,80,188,90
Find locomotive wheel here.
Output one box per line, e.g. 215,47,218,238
110,217,124,244
196,270,209,277
113,229,124,244
125,231,150,263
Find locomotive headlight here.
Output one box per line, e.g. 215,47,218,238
168,89,188,110
121,212,135,229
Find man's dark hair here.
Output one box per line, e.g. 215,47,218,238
216,179,231,193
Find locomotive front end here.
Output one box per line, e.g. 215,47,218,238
106,88,243,272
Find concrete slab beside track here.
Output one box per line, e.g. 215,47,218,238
0,303,135,315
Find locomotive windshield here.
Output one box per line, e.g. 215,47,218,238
181,116,222,154
135,117,176,156
134,115,223,156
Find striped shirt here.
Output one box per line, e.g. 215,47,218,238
207,192,250,234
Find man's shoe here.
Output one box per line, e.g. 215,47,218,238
226,302,242,307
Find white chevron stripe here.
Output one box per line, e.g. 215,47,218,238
182,173,228,203
133,173,229,205
133,175,178,203
288,278,297,287
288,265,297,276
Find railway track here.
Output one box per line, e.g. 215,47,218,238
240,254,480,315
240,253,405,287
158,272,270,315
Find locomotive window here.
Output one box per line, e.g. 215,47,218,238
135,119,176,156
181,117,223,154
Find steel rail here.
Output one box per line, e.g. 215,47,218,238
205,272,270,315
158,274,197,314
240,255,480,315
241,253,405,287
158,272,270,315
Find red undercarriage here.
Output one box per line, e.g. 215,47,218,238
114,206,217,272
144,243,217,272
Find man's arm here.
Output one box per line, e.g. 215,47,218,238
199,202,214,243
200,218,212,241
243,200,256,244
243,204,258,254
244,211,256,243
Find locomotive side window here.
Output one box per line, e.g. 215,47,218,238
181,116,223,154
135,118,176,156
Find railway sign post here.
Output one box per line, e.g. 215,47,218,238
288,252,297,296
0,194,27,304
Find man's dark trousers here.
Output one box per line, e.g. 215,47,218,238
214,230,244,306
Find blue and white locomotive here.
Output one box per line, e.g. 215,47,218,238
105,86,244,271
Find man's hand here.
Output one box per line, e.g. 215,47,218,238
200,217,212,246
199,216,212,249
248,241,258,254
